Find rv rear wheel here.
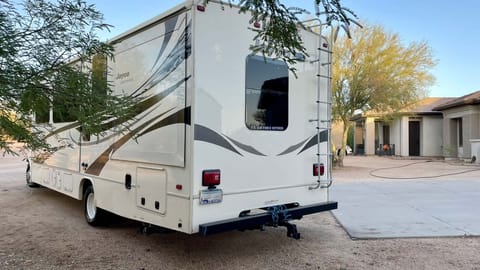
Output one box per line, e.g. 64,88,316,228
83,185,107,226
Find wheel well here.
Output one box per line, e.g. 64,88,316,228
80,179,93,198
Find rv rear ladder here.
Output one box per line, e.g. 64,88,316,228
310,35,333,190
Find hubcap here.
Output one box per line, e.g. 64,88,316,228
86,192,97,220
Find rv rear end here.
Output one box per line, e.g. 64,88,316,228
189,1,336,236
27,0,336,238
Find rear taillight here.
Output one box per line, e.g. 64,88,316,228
313,163,324,176
202,170,221,187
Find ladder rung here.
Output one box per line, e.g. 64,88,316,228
309,118,332,121
316,101,332,105
316,74,332,79
318,48,333,54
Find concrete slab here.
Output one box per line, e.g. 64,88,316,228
331,179,480,239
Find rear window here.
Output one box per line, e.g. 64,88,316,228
245,55,289,131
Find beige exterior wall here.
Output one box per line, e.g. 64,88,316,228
364,117,376,155
421,116,443,156
354,114,443,157
441,105,480,159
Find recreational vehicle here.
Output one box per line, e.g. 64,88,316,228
27,0,336,239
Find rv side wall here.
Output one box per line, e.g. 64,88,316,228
30,5,197,234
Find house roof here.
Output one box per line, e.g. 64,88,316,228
432,90,480,111
402,97,455,114
351,97,454,121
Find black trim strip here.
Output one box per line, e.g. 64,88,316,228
297,130,328,155
194,125,242,156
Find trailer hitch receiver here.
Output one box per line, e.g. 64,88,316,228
279,220,301,239
267,205,301,240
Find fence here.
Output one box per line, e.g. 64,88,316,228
376,144,395,156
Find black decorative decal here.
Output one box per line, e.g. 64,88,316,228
136,107,191,138
297,131,328,154
194,125,242,156
85,108,175,176
131,22,191,97
224,135,266,156
277,138,309,156
151,15,180,70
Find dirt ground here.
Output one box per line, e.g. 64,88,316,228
1,152,480,270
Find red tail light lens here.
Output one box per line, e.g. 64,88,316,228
202,170,221,187
197,5,205,12
313,163,325,176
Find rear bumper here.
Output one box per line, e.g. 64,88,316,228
199,201,338,236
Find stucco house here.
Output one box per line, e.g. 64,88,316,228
350,97,453,157
432,91,480,160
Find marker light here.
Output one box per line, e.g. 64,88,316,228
313,163,325,176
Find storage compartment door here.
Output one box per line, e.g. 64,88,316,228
136,167,167,214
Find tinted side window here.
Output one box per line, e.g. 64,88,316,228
245,55,288,131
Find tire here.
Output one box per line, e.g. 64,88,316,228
26,163,39,188
83,185,108,226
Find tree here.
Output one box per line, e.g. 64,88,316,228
332,23,436,166
215,0,359,71
0,0,135,154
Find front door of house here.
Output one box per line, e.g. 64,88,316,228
409,121,420,156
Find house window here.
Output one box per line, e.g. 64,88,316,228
458,118,463,147
245,55,288,131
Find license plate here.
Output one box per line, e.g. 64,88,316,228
200,189,223,205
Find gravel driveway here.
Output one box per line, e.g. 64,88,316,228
1,153,480,269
